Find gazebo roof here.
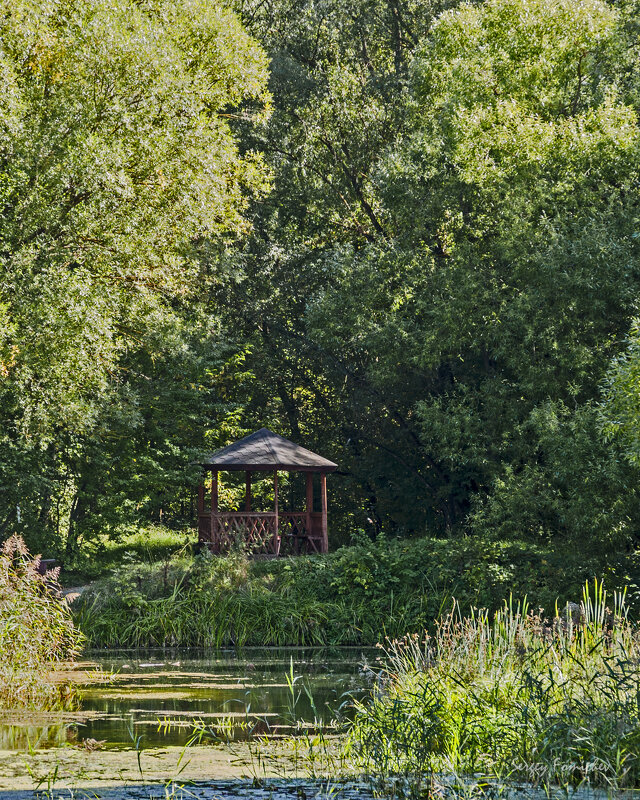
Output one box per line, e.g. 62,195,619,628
200,428,338,472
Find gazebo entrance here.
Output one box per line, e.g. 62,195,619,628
196,428,337,556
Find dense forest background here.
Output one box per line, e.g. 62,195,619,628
3,0,640,585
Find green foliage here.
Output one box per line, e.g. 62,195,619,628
74,534,628,648
602,318,640,466
348,583,640,792
1,0,269,440
4,0,640,576
209,0,458,537
208,0,640,550
470,402,640,559
0,0,270,554
0,535,82,709
61,524,193,584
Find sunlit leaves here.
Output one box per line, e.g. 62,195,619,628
0,0,271,550
0,0,270,441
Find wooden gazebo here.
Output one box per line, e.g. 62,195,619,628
196,428,337,556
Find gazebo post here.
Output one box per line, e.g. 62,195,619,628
273,470,280,554
320,473,328,553
197,482,206,547
305,473,313,550
245,471,252,512
211,471,219,513
210,470,219,552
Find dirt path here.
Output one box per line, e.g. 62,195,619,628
62,584,91,603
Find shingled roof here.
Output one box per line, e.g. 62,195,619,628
200,428,338,472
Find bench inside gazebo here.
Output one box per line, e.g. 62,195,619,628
196,428,337,556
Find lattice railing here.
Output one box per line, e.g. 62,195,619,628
279,513,309,556
199,510,326,555
211,513,279,555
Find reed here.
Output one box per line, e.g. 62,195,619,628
0,535,82,709
347,581,640,793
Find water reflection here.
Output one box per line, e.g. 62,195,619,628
0,723,73,751
2,648,374,751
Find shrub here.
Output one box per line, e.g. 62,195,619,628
0,535,82,709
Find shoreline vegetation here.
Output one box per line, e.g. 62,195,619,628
347,582,640,795
4,532,640,797
0,535,82,710
187,582,640,797
72,530,636,649
66,531,640,795
70,566,640,797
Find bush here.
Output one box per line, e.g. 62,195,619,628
0,535,83,708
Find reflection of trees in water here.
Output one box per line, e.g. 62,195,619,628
0,721,76,750
0,651,370,751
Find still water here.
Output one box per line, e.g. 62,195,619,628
80,647,374,748
0,651,628,800
2,648,375,751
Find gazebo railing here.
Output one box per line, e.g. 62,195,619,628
279,512,325,554
208,512,278,554
198,510,324,555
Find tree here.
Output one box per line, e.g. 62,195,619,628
226,0,640,547
215,0,457,537
0,0,270,553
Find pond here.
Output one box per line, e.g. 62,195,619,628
1,651,621,799
0,647,376,752
80,647,375,749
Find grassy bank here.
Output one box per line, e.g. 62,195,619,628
0,535,82,709
74,533,633,648
61,526,192,586
347,582,640,793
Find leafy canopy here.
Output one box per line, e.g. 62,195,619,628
0,0,270,553
0,0,270,442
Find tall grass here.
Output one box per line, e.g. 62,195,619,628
0,535,82,709
347,581,640,793
75,533,610,649
74,545,449,647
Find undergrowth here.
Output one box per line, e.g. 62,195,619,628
61,524,192,585
74,533,627,648
347,581,640,793
0,535,82,709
